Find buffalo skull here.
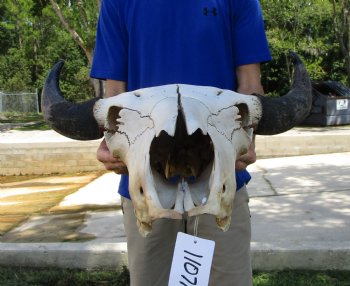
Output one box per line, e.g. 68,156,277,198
42,52,312,237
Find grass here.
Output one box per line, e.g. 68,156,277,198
253,270,350,286
0,267,349,286
0,266,130,286
15,121,50,131
0,112,43,123
0,112,50,130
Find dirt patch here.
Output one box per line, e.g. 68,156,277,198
0,172,102,238
0,172,102,185
0,215,28,236
0,213,96,242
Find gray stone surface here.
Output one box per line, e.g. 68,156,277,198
82,210,126,243
249,153,350,195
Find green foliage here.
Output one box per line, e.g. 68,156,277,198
0,48,32,91
54,0,100,53
260,0,349,95
0,0,97,100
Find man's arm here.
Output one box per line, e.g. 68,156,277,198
96,80,128,173
235,63,264,170
236,63,264,95
105,80,127,98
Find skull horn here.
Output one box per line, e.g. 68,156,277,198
254,52,312,135
41,60,103,140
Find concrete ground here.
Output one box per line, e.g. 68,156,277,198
0,127,350,270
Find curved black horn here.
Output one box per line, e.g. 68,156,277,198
254,52,312,135
41,61,103,140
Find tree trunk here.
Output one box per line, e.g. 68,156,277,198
346,8,350,86
91,78,104,98
332,0,350,86
49,0,104,97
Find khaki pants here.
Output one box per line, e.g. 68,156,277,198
122,186,252,286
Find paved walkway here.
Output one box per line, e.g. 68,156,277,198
0,127,350,270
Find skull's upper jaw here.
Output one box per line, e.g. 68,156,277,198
127,140,237,238
129,126,251,237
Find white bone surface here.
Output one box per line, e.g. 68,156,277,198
94,84,262,236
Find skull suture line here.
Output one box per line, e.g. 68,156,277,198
42,52,312,237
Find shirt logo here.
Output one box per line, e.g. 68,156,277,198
203,7,217,16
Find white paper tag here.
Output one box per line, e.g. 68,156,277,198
168,232,215,286
336,99,349,110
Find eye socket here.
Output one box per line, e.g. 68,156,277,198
236,103,250,129
236,104,248,120
106,106,123,133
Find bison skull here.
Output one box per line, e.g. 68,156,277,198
92,84,261,235
41,52,312,236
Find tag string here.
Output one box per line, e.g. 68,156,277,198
194,196,207,239
194,215,199,242
181,176,207,243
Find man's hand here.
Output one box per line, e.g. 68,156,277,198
97,80,127,174
235,140,256,170
97,139,128,174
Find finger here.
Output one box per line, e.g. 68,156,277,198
97,145,119,163
106,164,128,174
236,150,256,170
98,153,120,164
114,165,128,174
235,160,248,170
103,161,126,170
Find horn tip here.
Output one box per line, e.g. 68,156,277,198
53,59,65,72
289,50,303,65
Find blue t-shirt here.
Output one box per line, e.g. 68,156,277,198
91,0,271,198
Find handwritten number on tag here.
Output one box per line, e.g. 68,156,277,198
180,250,203,285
